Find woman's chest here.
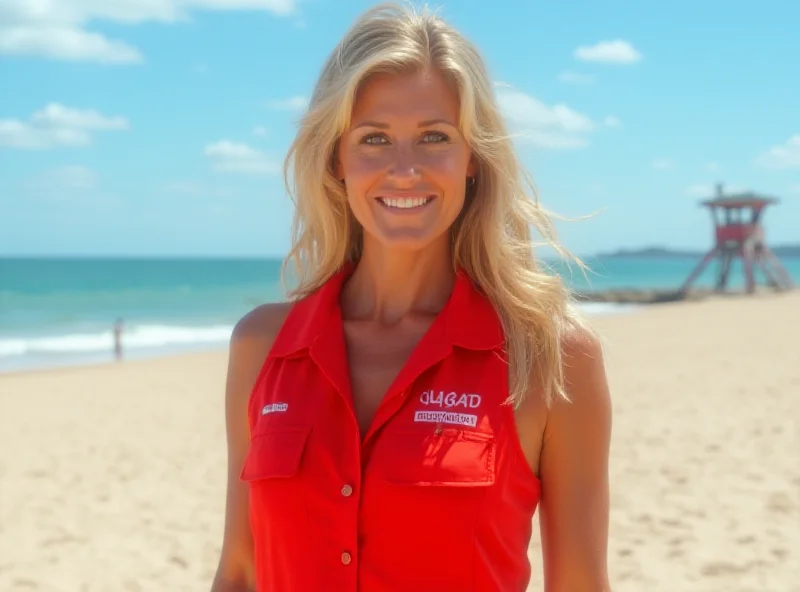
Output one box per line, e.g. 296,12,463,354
345,323,427,437
345,331,420,436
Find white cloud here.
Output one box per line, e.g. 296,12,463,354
557,71,595,85
495,85,595,150
574,40,643,64
266,96,309,112
788,184,800,196
252,126,267,137
0,0,296,64
603,115,621,128
706,162,721,173
0,103,129,149
0,26,143,63
652,158,674,170
755,134,800,169
32,103,128,130
204,140,281,175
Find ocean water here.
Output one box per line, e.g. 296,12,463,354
1,255,798,373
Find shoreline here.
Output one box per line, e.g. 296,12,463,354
2,284,795,377
574,284,795,304
0,345,231,378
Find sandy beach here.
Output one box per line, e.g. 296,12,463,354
1,291,798,592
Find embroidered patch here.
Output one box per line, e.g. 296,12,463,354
414,410,477,428
261,403,288,415
419,390,482,409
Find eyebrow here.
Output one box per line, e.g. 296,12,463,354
352,118,457,130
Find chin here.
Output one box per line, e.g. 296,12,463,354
368,227,450,253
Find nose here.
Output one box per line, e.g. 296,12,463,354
386,146,422,187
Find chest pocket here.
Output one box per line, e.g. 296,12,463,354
381,428,496,487
240,426,312,543
240,426,310,482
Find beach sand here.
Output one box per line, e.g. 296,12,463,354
1,291,799,591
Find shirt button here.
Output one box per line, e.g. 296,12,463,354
341,484,353,497
341,551,352,565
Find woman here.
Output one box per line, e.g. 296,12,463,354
212,4,612,591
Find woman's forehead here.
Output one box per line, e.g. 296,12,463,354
350,70,460,127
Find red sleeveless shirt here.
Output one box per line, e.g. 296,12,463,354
241,267,541,591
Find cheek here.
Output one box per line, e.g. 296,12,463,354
342,149,386,182
342,156,380,214
423,150,471,182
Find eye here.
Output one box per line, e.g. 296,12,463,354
360,133,388,145
422,131,450,143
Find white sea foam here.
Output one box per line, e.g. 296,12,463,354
0,324,234,358
575,302,641,317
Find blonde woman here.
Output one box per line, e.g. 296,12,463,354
212,4,612,591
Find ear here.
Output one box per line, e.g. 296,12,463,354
466,154,478,178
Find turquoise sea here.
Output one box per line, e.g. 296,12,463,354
1,256,798,373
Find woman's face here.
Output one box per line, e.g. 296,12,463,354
335,68,476,252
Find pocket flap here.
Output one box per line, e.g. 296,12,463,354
240,426,310,482
383,429,496,487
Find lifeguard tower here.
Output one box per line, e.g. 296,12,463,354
680,183,793,294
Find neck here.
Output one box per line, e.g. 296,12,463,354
341,237,455,325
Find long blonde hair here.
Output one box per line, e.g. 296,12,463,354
283,2,590,407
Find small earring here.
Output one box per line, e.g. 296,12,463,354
467,177,476,187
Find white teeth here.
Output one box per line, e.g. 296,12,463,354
378,196,431,209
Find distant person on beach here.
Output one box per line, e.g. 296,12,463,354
113,318,123,361
211,4,612,592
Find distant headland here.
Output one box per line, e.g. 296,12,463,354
594,244,800,259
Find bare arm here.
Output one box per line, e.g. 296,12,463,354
539,327,613,592
211,303,292,592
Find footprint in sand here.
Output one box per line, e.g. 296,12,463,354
700,561,746,576
766,491,795,514
771,547,788,561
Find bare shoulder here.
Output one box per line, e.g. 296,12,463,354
225,301,296,417
537,320,613,591
231,301,295,351
559,321,609,402
513,321,610,475
543,320,611,434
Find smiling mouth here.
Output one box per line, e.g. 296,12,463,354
376,195,435,209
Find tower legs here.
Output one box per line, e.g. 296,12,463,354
681,244,794,294
761,247,794,289
680,247,720,294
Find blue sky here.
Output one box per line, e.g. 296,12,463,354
1,0,798,258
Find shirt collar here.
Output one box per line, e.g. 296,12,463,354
269,263,504,359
